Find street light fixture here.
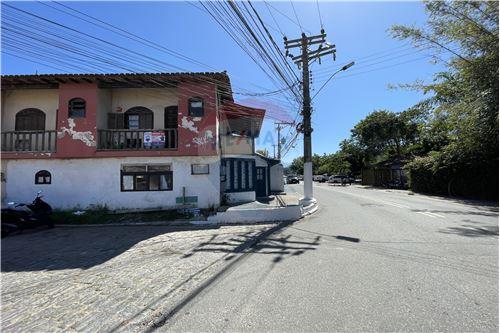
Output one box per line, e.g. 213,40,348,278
312,61,355,100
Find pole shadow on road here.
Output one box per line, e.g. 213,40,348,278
181,226,321,265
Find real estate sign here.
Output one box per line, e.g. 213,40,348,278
143,131,165,149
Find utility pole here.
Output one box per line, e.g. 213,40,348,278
284,30,336,206
275,121,295,160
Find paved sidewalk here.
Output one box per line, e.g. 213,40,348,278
1,224,274,332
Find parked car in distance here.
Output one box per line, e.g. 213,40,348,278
297,175,304,181
313,174,328,183
328,175,351,185
286,175,300,184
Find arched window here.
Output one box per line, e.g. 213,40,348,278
125,107,154,129
15,108,46,131
188,98,204,117
68,98,86,118
35,170,51,185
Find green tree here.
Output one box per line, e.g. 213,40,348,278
390,1,499,198
351,109,419,160
289,156,304,175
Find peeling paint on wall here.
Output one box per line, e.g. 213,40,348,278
58,118,96,147
192,117,202,122
181,116,199,133
193,130,215,146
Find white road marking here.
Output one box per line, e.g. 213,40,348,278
425,212,446,218
416,212,437,218
383,201,411,209
415,211,446,219
311,184,449,220
315,185,411,210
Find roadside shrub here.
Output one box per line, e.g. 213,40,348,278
405,151,498,199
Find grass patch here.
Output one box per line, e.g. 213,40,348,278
52,208,194,225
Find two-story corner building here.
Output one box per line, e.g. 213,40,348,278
1,72,277,211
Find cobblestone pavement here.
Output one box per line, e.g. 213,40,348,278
1,224,274,332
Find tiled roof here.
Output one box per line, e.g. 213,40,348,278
1,72,232,97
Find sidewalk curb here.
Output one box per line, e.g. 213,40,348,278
55,220,285,228
301,202,319,217
56,220,206,228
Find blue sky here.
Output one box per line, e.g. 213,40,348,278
1,1,443,164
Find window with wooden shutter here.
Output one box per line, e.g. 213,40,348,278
125,107,154,129
15,108,46,131
164,106,178,128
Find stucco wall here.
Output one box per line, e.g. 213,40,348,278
4,156,220,210
270,163,284,192
1,89,59,131
220,135,253,155
96,89,112,130
226,191,256,204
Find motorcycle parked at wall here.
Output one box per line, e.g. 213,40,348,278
1,190,54,237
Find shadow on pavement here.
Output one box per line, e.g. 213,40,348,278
1,225,220,272
440,224,499,237
138,219,318,332
182,226,320,265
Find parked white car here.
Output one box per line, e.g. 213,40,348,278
328,175,351,185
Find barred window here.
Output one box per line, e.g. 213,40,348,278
68,98,86,118
188,98,204,117
35,170,51,185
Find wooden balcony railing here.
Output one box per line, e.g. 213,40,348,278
1,130,57,152
97,129,178,150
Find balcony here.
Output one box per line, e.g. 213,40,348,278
1,130,57,152
97,129,177,150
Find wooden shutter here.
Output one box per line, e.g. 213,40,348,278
164,106,178,128
107,113,125,129
15,109,45,131
140,113,154,129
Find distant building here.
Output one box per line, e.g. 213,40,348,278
362,158,408,187
1,72,282,210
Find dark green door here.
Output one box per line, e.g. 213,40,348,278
256,167,266,197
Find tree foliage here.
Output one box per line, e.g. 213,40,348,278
390,0,498,198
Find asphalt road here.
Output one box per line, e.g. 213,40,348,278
157,184,499,332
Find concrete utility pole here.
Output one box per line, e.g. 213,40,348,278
284,30,336,206
275,121,295,160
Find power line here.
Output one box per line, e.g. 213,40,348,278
27,1,300,107
315,0,324,30
263,1,312,34
198,1,300,104
289,0,304,32
263,0,285,37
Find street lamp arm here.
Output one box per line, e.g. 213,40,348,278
311,61,355,100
